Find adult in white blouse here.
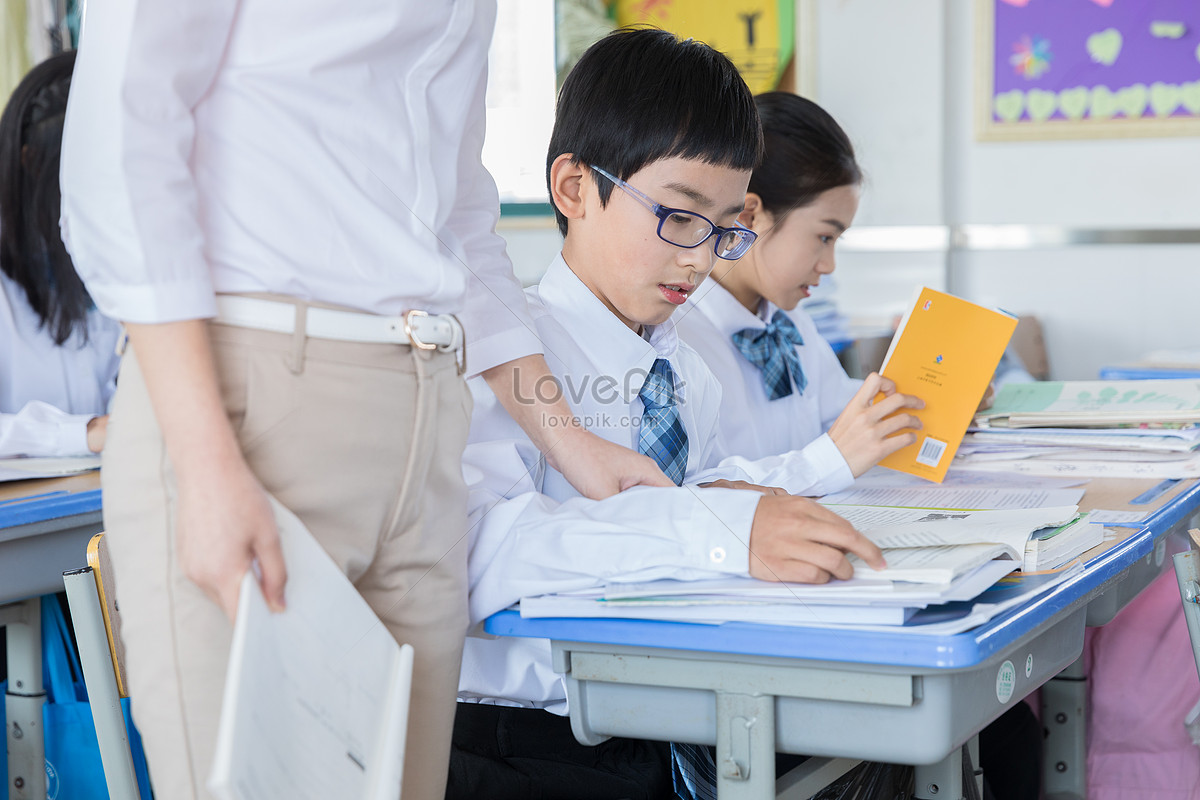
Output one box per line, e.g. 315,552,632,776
0,52,120,459
676,92,922,483
58,4,669,799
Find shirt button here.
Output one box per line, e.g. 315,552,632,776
709,546,726,564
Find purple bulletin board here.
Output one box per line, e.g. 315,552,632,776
976,0,1200,140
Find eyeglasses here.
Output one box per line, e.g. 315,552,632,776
589,165,757,260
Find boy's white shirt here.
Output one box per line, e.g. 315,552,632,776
675,278,861,464
458,254,856,712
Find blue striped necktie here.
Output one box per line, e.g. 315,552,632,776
671,742,718,800
731,309,808,401
638,358,715,796
637,358,688,486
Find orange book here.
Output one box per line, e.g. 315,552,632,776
877,287,1018,482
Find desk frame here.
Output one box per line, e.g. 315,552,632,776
1,478,102,800
489,479,1200,800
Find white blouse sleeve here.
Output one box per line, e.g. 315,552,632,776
0,401,94,458
60,0,240,322
463,438,763,624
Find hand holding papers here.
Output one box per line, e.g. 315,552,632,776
209,499,412,800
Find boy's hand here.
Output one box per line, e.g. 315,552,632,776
747,495,885,583
828,373,924,477
699,479,787,496
551,428,675,497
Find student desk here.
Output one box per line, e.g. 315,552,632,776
1,472,103,800
486,478,1200,800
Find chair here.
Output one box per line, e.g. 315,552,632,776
62,533,142,800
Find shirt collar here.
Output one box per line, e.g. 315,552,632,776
538,253,681,405
686,279,781,338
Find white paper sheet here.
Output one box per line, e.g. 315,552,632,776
0,455,100,482
209,500,412,800
819,486,1085,511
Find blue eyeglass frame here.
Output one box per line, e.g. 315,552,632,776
588,165,757,260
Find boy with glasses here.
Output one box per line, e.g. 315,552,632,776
449,28,919,800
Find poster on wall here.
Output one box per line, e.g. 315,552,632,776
609,0,794,94
976,0,1200,140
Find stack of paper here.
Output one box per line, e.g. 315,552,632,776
960,380,1200,478
0,455,101,482
520,501,1083,629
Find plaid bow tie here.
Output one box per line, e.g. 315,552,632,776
637,358,688,486
731,310,807,401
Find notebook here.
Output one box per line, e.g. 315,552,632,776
877,287,1017,482
209,499,413,800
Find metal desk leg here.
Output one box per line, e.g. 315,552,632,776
715,692,775,800
915,748,963,800
4,599,47,800
1041,657,1087,800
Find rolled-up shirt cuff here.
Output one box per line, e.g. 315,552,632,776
680,485,764,575
59,416,95,457
805,433,856,497
466,324,544,378
85,278,218,324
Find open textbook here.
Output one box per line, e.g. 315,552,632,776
209,500,413,800
830,504,1081,583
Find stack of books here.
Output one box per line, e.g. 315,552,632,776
520,491,1102,634
960,380,1200,478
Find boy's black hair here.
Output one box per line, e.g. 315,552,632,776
749,92,862,218
0,50,92,346
547,27,764,236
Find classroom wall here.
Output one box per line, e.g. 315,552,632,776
815,0,1200,380
497,0,1200,380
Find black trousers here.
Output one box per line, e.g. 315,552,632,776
447,701,1038,800
980,702,1042,800
447,702,677,800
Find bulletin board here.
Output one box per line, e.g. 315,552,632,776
976,0,1200,140
611,0,794,94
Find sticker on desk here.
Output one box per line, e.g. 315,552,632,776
1025,654,1033,678
996,660,1016,704
1087,509,1149,525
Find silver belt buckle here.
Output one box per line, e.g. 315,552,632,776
404,310,439,351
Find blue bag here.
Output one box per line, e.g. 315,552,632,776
0,596,153,800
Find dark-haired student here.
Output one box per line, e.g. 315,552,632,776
676,91,1039,800
448,29,918,800
0,51,119,458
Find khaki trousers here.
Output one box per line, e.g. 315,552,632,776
102,311,472,800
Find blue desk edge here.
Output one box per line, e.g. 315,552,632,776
485,481,1200,670
0,488,102,528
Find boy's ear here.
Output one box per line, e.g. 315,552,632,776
549,154,588,222
738,192,763,229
